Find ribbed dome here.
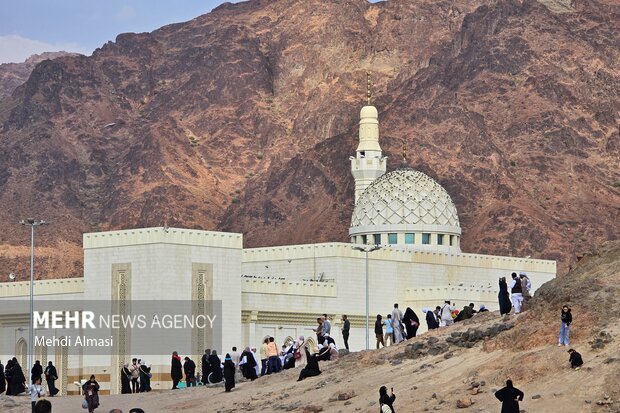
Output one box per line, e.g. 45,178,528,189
350,169,460,229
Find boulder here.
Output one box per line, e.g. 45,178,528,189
456,397,474,408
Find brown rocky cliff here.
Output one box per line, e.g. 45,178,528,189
0,51,81,99
0,0,618,279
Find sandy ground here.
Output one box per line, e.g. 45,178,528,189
2,313,618,413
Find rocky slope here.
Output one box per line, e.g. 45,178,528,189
2,241,618,413
0,0,618,279
0,52,80,99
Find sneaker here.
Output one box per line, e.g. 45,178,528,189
558,343,563,346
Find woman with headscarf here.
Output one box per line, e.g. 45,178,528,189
494,380,524,413
402,308,420,339
297,347,321,382
498,277,512,316
208,350,222,383
294,336,308,369
223,354,235,392
139,360,151,392
44,361,59,396
0,359,5,394
120,363,131,394
201,349,211,384
239,347,257,380
82,375,100,413
9,358,26,395
31,360,43,384
5,359,14,395
170,352,182,389
251,347,261,377
379,386,396,412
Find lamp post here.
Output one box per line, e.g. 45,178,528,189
20,218,49,376
352,244,381,350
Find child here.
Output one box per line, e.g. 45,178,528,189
29,376,46,413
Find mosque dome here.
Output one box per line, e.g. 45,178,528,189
349,168,461,251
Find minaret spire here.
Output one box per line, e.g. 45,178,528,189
366,72,372,105
350,71,387,203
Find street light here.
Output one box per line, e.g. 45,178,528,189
352,244,382,350
20,218,49,377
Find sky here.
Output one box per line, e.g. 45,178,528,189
0,0,238,64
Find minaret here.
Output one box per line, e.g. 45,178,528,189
350,72,387,203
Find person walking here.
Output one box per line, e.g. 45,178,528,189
568,349,583,369
31,360,43,384
223,354,235,392
259,338,269,376
120,364,131,394
266,337,279,374
183,357,196,387
201,349,211,384
341,315,350,350
170,352,183,389
391,304,404,343
494,380,524,413
29,376,46,413
0,359,5,394
43,361,59,396
509,273,524,314
402,308,420,339
207,350,222,383
313,317,324,345
559,305,572,346
498,277,512,315
139,360,151,392
82,375,100,413
439,300,454,327
384,314,394,346
379,386,396,412
519,272,532,309
425,307,439,330
375,314,385,349
129,358,140,393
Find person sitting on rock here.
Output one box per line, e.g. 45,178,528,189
494,379,524,413
568,349,583,370
379,386,396,412
297,347,321,382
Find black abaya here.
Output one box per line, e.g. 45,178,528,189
0,362,4,394
121,367,131,394
297,348,321,381
495,385,524,413
223,356,235,392
498,279,512,315
208,354,222,383
9,361,25,395
240,351,258,379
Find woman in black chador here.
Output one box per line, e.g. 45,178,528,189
297,347,321,382
9,358,26,395
402,307,420,339
207,350,222,383
495,380,524,413
121,364,131,394
223,354,235,392
44,361,59,396
498,277,512,316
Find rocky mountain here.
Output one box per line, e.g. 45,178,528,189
0,51,81,99
0,0,618,280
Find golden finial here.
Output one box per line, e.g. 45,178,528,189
366,72,372,105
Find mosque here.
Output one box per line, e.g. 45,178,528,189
0,89,556,395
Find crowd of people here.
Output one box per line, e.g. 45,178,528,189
2,270,585,413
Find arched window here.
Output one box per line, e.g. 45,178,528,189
16,338,27,370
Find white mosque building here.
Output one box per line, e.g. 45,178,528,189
0,97,556,395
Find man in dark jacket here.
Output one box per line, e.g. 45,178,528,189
568,349,583,369
495,379,524,413
170,352,183,389
341,315,350,350
183,357,196,387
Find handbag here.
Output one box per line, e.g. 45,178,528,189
294,351,301,360
82,399,89,409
